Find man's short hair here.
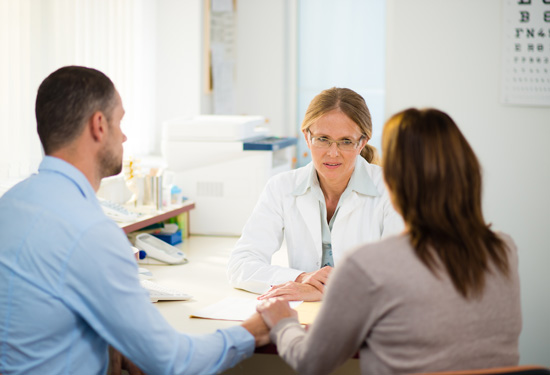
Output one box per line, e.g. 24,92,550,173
36,66,116,155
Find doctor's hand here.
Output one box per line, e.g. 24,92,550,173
257,281,323,302
295,266,333,293
257,297,298,329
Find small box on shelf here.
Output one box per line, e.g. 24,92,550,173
152,230,182,246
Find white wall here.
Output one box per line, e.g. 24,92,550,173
386,0,550,366
0,0,158,178
155,0,203,154
235,0,297,138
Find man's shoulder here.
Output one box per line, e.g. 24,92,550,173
1,172,111,237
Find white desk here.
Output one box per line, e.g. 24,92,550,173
144,235,359,375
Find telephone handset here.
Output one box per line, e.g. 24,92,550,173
98,198,141,223
135,233,187,265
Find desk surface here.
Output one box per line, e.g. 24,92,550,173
146,235,359,375
145,235,255,334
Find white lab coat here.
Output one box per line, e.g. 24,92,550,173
227,156,404,294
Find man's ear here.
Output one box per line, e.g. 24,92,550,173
89,111,107,142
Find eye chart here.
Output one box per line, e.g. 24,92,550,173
501,0,550,106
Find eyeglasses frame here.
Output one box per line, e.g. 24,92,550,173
307,130,365,151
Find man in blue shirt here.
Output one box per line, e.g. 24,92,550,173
0,66,269,374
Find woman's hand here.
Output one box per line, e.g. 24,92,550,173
257,298,298,329
295,266,333,292
257,281,323,301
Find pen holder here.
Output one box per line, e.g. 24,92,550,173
143,176,163,210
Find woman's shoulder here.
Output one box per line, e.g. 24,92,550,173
494,231,517,253
346,234,411,265
335,234,416,286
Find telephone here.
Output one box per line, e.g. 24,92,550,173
135,233,188,265
98,198,141,223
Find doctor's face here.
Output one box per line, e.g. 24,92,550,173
304,109,366,189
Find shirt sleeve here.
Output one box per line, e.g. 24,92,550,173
227,177,303,294
269,251,377,375
61,219,254,375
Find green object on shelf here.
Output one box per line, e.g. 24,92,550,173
167,212,189,238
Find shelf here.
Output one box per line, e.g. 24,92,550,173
120,201,195,234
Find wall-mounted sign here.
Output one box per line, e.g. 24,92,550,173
501,0,550,106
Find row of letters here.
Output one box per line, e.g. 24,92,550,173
514,43,550,51
518,11,550,22
515,28,550,37
517,0,550,4
513,55,550,63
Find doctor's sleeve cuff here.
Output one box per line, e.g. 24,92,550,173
230,266,305,294
270,268,305,286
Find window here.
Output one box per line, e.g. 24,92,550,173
0,0,156,189
296,0,386,166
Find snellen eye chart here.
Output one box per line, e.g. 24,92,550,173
501,0,550,106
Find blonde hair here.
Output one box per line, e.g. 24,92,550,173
382,108,509,298
301,87,379,164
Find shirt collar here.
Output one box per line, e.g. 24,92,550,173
292,162,317,196
38,156,97,200
347,156,380,197
292,156,380,197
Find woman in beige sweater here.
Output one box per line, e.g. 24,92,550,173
257,108,521,375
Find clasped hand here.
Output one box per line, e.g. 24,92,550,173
257,266,333,302
256,297,298,329
245,297,301,349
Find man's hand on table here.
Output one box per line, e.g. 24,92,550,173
241,312,271,347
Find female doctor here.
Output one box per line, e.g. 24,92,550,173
227,87,403,301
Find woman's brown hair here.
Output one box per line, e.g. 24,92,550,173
382,108,509,298
301,87,379,164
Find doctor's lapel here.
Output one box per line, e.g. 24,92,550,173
295,193,323,257
336,192,361,221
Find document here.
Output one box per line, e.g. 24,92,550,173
190,297,303,322
295,301,321,325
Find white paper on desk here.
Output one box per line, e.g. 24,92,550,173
191,297,302,321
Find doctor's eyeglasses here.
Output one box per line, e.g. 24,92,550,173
309,132,364,151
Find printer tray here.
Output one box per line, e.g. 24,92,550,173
243,137,297,151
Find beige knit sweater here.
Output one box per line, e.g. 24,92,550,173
270,233,521,375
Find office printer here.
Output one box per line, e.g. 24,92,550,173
162,115,297,236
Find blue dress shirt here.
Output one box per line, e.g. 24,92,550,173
0,156,254,375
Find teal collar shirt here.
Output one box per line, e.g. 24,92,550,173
0,156,253,375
